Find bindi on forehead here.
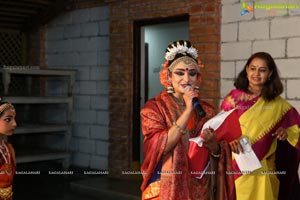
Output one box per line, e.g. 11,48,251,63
174,68,197,72
250,58,267,67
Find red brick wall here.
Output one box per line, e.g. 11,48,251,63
107,0,221,178
28,27,46,68
68,0,105,10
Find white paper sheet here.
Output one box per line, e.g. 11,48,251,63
232,137,262,173
189,109,236,147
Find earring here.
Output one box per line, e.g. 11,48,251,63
167,85,174,93
167,79,174,93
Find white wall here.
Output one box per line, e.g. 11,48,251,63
46,6,110,170
221,0,300,113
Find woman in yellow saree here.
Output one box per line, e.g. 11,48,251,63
221,52,300,200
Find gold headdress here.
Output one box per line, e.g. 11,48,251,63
160,40,204,89
0,99,15,115
165,40,198,61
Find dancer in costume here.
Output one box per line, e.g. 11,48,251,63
141,40,235,200
0,100,16,200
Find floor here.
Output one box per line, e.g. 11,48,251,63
13,161,299,200
13,162,142,200
14,174,91,200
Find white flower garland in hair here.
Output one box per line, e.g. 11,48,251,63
165,44,198,61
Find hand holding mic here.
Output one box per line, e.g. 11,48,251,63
184,86,206,117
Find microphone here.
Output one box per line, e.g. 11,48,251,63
184,86,206,117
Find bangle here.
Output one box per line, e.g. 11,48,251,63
173,122,187,135
210,145,221,158
210,151,221,158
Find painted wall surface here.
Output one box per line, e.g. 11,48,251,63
221,0,300,113
46,6,110,170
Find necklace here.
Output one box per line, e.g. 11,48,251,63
172,95,185,107
0,140,12,175
247,88,261,99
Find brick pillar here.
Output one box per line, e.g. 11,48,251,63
190,0,221,108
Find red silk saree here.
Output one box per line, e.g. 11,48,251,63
140,90,235,200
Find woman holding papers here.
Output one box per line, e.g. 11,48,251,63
221,52,300,200
140,40,234,200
